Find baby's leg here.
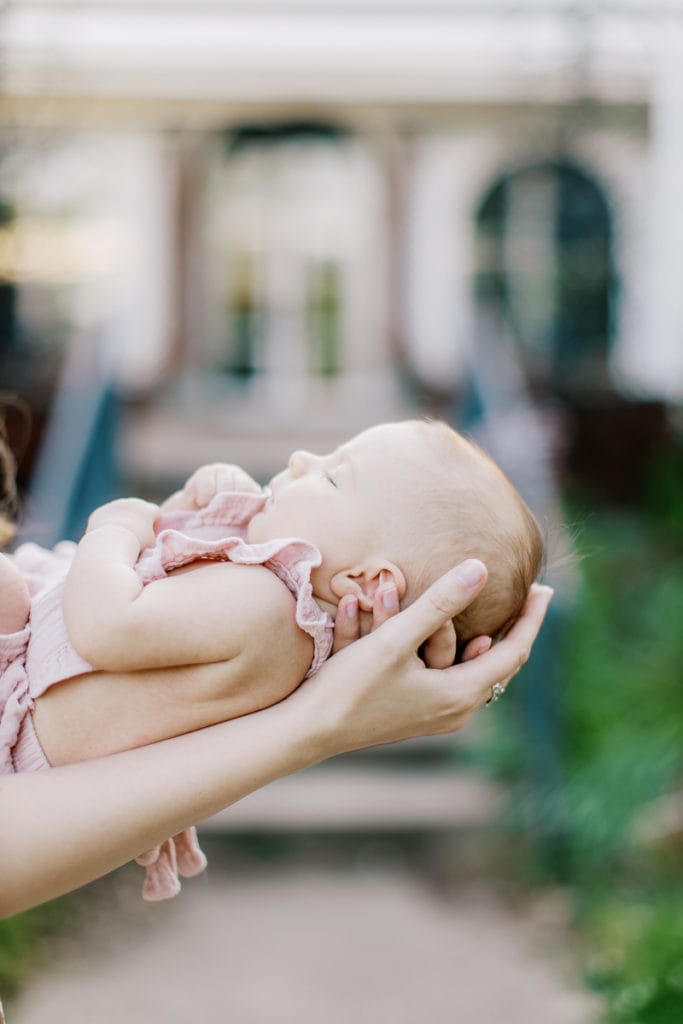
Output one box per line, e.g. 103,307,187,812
0,554,30,633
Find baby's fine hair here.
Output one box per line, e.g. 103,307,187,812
403,420,545,649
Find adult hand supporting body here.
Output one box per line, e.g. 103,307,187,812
0,561,552,919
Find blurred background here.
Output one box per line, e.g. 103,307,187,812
0,2,681,1022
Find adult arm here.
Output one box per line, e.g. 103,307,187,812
0,564,552,918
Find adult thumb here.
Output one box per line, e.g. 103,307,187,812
390,560,488,649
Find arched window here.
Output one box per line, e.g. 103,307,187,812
475,163,616,392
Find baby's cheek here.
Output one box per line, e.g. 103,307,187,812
246,512,266,544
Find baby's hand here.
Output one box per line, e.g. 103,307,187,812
86,498,159,551
177,463,262,509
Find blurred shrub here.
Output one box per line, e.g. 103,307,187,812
558,505,683,880
585,893,683,1024
0,897,73,1000
473,441,683,1023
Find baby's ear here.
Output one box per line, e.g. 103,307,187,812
330,561,406,612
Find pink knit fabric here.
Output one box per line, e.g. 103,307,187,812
0,540,78,774
135,828,209,901
0,624,33,774
0,490,333,900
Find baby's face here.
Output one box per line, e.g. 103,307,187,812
247,422,425,605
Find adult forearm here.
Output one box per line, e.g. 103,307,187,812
0,568,552,919
0,699,316,918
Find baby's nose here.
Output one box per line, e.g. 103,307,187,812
288,450,315,478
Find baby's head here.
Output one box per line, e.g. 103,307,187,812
247,420,544,647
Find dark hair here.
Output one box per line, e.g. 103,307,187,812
0,397,28,548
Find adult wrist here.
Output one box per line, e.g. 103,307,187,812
268,694,339,771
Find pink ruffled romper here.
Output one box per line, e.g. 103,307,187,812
0,491,333,900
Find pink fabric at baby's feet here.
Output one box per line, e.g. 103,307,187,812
136,827,208,902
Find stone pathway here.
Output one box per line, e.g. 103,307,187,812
8,846,602,1024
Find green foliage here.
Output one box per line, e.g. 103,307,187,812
0,898,73,1000
475,442,683,1023
554,449,683,1021
584,894,683,1024
558,508,683,880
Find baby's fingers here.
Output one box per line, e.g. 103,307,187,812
422,621,457,669
188,467,229,507
460,635,492,663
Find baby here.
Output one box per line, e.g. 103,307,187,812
0,419,544,897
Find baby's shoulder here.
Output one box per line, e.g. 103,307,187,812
199,560,314,680
180,558,310,640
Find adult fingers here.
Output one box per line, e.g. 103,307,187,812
445,584,554,709
460,635,492,663
333,580,403,654
381,560,488,653
372,580,400,630
422,621,457,669
331,595,361,654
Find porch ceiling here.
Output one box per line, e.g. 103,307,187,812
0,2,663,114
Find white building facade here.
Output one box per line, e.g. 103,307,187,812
0,0,680,486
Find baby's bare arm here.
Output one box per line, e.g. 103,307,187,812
62,498,157,667
0,553,30,633
66,531,312,675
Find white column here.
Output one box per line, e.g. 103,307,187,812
102,133,176,394
405,132,503,391
619,21,683,399
405,137,470,390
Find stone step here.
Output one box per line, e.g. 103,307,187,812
199,766,503,834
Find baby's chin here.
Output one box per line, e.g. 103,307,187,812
246,512,267,545
246,492,274,544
